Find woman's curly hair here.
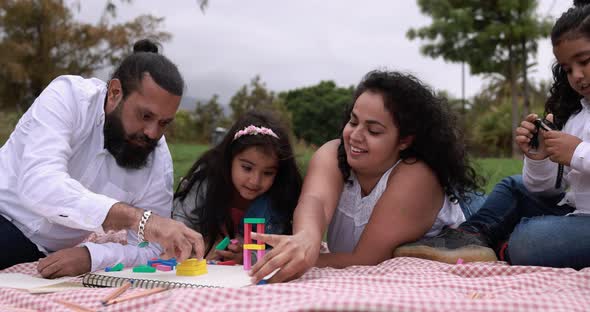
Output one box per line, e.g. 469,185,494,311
337,70,484,199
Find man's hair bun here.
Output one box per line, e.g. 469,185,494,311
133,39,159,54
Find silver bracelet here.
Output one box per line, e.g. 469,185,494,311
137,210,152,247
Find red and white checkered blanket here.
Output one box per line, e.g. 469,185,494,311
2,257,590,312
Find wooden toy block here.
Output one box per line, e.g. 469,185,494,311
244,223,252,244
175,259,208,276
132,265,156,273
105,263,124,272
244,218,265,224
176,268,207,276
216,236,230,250
243,244,266,250
243,250,251,270
156,264,172,271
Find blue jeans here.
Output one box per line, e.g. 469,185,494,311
458,175,589,268
508,215,590,269
460,175,573,246
0,214,45,269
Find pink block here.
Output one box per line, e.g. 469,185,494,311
156,264,172,271
456,258,464,265
243,249,251,270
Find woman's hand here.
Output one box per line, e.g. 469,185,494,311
248,231,320,284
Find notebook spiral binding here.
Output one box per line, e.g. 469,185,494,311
82,273,219,289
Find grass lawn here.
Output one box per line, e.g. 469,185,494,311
169,142,523,193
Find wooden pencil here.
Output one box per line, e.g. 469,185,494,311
105,287,167,305
54,299,97,312
100,281,132,305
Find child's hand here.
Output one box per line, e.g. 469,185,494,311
543,130,582,166
516,113,549,160
214,240,243,264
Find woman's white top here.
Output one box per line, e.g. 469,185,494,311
327,162,466,253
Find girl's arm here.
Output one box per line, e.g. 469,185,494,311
316,160,444,268
249,140,344,283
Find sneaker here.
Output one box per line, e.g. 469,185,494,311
393,227,498,263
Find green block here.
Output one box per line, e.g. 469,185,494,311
244,218,265,224
111,263,124,271
215,236,230,250
133,265,156,273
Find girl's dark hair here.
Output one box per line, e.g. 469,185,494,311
174,110,302,254
337,70,483,199
546,0,590,127
110,39,184,99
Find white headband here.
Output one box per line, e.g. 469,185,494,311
233,125,279,141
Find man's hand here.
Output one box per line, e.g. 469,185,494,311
249,231,320,284
143,213,205,262
543,130,582,166
104,203,205,263
37,247,91,278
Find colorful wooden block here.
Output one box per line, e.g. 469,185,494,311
132,265,156,273
216,236,231,250
105,263,124,272
243,244,266,250
244,218,265,224
156,264,172,271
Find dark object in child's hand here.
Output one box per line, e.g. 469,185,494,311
530,118,557,149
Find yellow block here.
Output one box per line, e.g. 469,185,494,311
243,244,265,250
176,268,207,276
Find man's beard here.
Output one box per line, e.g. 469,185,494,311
103,106,159,169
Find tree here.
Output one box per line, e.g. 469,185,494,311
0,0,171,112
281,81,353,146
194,94,226,142
407,0,551,157
466,76,549,156
229,76,292,129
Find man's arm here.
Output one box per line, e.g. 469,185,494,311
16,77,117,231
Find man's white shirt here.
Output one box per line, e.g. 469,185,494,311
524,98,590,215
0,75,174,271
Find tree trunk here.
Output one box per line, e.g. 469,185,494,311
522,39,530,118
509,47,520,158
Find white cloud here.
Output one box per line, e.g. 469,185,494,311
73,0,572,104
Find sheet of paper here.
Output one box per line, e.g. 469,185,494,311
0,273,78,291
94,264,253,288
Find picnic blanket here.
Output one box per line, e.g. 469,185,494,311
2,257,590,312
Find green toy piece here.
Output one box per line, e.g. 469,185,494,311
216,236,230,250
243,218,265,224
111,263,124,271
132,265,156,273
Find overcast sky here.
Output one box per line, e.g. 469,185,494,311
75,0,570,105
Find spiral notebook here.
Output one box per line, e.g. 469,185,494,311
82,264,253,289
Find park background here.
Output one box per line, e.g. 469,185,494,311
0,0,572,192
